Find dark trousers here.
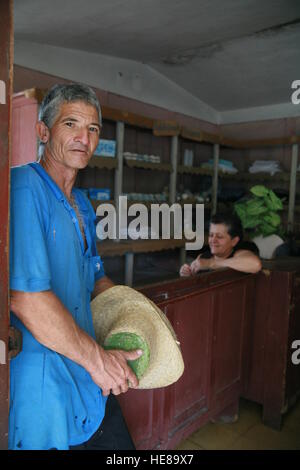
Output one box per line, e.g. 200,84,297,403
70,395,135,450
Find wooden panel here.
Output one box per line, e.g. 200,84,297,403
243,261,300,430
243,270,271,403
286,274,300,401
117,389,162,450
262,272,292,428
211,281,246,404
153,120,180,136
168,293,213,427
137,272,255,449
11,95,38,166
0,0,12,450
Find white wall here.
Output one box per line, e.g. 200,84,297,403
14,40,300,124
14,40,219,124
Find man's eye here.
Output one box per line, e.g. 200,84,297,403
65,122,73,128
89,126,99,133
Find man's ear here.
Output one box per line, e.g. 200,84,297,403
231,236,240,248
36,121,50,143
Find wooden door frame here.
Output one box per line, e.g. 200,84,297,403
0,0,13,450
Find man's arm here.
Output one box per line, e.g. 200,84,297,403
91,275,115,300
10,289,141,396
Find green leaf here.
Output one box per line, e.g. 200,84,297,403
263,212,281,227
250,185,269,198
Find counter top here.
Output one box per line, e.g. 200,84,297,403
261,256,300,272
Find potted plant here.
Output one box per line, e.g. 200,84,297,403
234,185,285,259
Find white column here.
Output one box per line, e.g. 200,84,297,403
212,143,219,215
288,143,298,232
114,121,125,239
169,135,178,204
125,252,134,286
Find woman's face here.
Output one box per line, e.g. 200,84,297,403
208,223,239,258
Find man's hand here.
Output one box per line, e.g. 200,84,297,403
90,347,143,396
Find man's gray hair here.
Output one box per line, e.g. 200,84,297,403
38,83,102,157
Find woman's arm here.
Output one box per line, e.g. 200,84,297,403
212,249,262,273
190,249,262,274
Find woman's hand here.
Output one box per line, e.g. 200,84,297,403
190,257,214,273
179,263,192,277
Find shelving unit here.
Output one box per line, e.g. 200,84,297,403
124,159,172,172
11,88,300,285
88,156,117,170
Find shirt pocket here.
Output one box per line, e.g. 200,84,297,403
84,255,103,292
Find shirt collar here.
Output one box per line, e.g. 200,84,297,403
29,162,66,202
29,162,89,213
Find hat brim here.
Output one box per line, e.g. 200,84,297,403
90,285,184,389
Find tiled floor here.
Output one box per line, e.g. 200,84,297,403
176,398,300,450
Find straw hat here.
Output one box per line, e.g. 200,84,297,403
91,285,184,389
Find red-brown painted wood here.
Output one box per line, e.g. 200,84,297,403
0,0,13,450
116,270,255,449
11,94,38,166
243,260,300,430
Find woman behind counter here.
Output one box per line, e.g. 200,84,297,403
180,213,262,276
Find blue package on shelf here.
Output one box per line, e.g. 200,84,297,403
94,139,116,157
88,188,111,201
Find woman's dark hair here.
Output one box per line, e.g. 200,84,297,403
210,212,244,241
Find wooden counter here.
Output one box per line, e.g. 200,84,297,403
115,258,300,448
242,257,300,429
116,269,256,450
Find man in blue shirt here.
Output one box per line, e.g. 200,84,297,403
9,83,142,450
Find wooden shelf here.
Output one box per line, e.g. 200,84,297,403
89,199,115,211
177,165,213,176
88,156,117,170
178,166,293,183
124,159,172,172
19,88,300,149
230,171,291,182
97,238,187,257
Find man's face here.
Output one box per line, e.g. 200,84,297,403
208,223,239,258
43,100,100,170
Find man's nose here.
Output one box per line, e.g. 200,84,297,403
74,128,89,146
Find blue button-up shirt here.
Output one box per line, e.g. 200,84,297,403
9,162,107,450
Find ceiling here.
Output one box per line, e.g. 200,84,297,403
13,0,300,116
